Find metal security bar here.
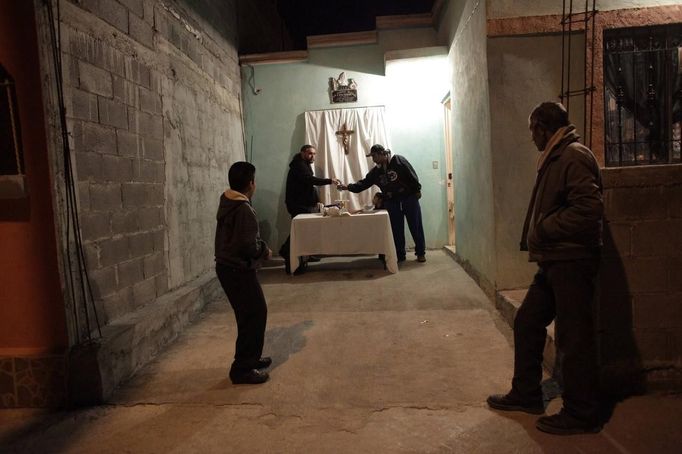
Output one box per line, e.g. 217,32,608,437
604,23,682,166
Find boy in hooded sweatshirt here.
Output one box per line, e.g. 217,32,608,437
215,161,272,384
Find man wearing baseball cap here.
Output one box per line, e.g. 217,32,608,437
339,144,426,263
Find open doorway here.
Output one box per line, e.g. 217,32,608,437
442,94,455,247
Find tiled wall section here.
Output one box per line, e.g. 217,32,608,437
0,356,66,408
601,164,682,389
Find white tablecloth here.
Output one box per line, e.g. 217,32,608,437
289,211,398,274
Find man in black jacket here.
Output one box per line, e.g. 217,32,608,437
215,161,272,385
280,145,339,273
487,102,604,435
339,144,426,263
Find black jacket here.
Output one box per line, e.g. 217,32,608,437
521,126,603,262
347,154,421,199
215,189,269,270
285,153,332,215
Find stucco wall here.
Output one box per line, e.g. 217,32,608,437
58,0,243,326
487,33,586,290
241,31,448,252
446,0,497,291
487,0,682,19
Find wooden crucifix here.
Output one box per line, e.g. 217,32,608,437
335,122,355,155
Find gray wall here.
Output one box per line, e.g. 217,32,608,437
487,33,585,290
445,0,497,291
60,0,243,325
487,0,682,18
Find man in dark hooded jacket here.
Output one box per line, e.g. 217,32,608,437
280,144,339,273
215,161,272,385
487,102,604,435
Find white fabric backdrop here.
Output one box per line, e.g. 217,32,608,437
304,106,390,212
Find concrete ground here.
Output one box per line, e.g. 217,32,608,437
2,251,681,453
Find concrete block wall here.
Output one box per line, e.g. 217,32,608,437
601,165,682,389
58,0,243,328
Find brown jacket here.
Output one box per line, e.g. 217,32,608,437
520,126,603,262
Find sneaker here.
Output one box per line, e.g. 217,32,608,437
230,369,269,385
536,410,602,435
417,255,426,262
487,393,545,415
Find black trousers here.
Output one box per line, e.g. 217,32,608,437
280,205,315,267
512,258,600,423
216,264,267,372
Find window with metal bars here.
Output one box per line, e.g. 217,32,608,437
604,23,682,167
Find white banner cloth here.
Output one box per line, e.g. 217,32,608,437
304,106,390,212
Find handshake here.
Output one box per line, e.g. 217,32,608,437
333,179,349,191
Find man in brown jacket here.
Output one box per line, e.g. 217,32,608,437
487,102,604,435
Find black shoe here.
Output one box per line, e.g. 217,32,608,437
417,255,426,263
293,262,307,275
307,255,322,262
230,369,269,385
536,410,602,435
397,257,406,263
284,259,291,274
255,357,272,369
487,393,544,415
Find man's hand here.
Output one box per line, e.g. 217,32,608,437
337,184,348,191
332,178,341,186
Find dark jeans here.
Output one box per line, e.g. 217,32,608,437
216,264,267,373
512,258,600,423
383,194,426,260
280,205,316,270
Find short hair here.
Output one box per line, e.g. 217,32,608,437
529,102,569,133
300,144,315,153
228,161,256,192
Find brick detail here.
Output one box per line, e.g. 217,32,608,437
128,231,156,258
116,130,140,158
67,89,98,121
80,212,111,241
90,266,118,298
99,237,129,267
117,258,144,288
633,293,682,329
89,183,122,211
81,0,129,34
113,76,139,107
129,13,154,49
132,277,156,306
97,97,129,130
119,0,144,17
78,61,112,97
79,122,117,155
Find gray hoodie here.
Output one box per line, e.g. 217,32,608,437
215,189,269,270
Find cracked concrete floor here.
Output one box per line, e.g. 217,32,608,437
2,251,682,453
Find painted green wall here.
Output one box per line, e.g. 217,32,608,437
447,0,498,288
487,34,586,290
241,31,449,252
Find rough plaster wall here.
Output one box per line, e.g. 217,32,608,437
449,0,497,285
487,0,682,18
60,0,242,325
487,34,585,290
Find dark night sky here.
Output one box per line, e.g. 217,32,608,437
276,0,435,49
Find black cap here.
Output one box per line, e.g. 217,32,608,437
366,144,389,157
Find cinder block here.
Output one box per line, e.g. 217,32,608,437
604,186,667,221
129,12,154,49
117,258,144,288
128,231,155,257
75,152,103,181
635,329,672,362
78,182,91,211
143,252,166,279
138,86,162,114
153,229,166,252
155,272,169,297
670,257,682,292
89,183,122,211
90,266,118,299
142,0,154,25
97,97,129,130
81,122,117,155
113,76,138,107
78,61,113,97
116,130,139,158
141,137,164,161
111,210,139,234
100,155,133,182
82,0,129,34
122,183,162,208
99,237,129,267
119,0,144,17
633,293,682,329
128,109,162,139
125,58,151,88
100,287,134,322
602,222,632,258
133,159,165,183
633,220,682,257
68,89,98,121
83,242,100,269
138,206,162,230
80,212,112,241
132,277,157,306
667,185,682,219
